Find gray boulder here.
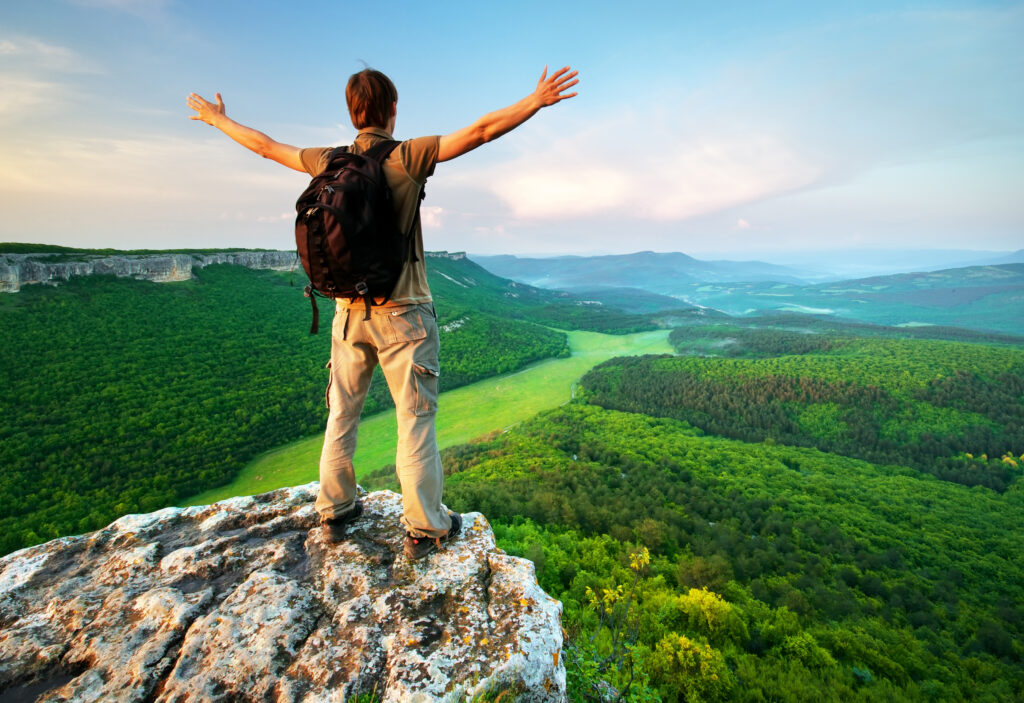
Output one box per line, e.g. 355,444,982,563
0,486,565,702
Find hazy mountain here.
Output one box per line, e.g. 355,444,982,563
474,249,1024,291
470,251,815,294
677,263,1024,336
471,249,1023,335
982,248,1024,265
696,248,1021,278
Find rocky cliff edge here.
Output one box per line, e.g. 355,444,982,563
0,486,566,702
0,251,298,292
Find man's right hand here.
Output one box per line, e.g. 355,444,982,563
438,64,580,163
531,66,579,109
187,92,226,127
185,92,305,172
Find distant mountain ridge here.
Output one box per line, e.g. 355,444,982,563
678,263,1024,336
985,248,1024,266
471,248,1024,291
472,251,814,292
471,250,1024,336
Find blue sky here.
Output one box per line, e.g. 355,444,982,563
1,0,1021,259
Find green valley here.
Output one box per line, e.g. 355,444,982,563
1,258,630,555
183,328,672,504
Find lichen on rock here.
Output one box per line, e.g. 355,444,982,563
0,486,566,702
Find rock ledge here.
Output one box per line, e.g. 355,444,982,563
0,486,566,702
0,251,298,292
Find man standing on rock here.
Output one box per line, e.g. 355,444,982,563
187,66,578,559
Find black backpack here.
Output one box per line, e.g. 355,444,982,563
295,140,414,333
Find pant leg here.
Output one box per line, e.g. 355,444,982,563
374,303,451,539
315,306,377,519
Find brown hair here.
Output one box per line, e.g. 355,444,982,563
345,69,398,130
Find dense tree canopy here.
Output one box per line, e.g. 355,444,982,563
580,337,1024,490
365,403,1024,701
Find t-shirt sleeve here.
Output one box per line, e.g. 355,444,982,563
299,147,333,177
396,136,441,185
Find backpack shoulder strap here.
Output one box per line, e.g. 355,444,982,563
323,145,349,169
362,139,401,164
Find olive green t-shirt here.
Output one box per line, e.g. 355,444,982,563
299,127,440,307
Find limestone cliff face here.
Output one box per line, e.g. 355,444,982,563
0,486,566,702
0,251,299,292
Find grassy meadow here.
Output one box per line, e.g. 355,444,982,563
183,328,672,505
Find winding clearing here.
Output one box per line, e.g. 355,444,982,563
184,329,671,505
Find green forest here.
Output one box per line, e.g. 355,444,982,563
0,265,568,555
365,400,1023,701
581,334,1024,491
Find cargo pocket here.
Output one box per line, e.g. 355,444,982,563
324,360,333,410
384,305,429,346
411,363,439,416
334,306,350,341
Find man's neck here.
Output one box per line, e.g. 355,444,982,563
358,126,393,140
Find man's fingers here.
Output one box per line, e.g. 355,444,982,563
537,65,578,103
554,72,578,87
557,77,580,93
547,68,578,94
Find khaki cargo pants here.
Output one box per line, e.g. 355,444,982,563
315,301,453,539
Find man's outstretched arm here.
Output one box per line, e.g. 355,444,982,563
437,66,579,163
187,92,306,173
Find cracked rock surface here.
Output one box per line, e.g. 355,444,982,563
0,486,566,702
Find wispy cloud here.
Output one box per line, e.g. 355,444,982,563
436,4,1022,244
0,134,305,227
0,34,100,121
453,117,821,224
0,34,99,73
421,206,444,229
0,76,67,118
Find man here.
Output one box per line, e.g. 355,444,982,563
188,66,578,559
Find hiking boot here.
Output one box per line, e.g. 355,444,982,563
404,512,462,560
321,501,363,540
